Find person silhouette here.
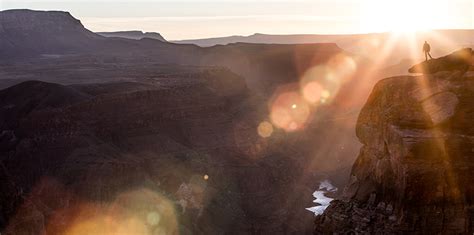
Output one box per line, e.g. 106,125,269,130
423,41,432,61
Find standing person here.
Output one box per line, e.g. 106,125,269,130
423,41,433,61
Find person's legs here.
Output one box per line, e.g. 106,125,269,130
428,52,433,59
425,52,428,61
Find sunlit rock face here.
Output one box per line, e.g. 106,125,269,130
408,48,474,74
314,72,474,234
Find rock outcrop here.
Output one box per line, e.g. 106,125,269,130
0,10,195,61
314,71,474,234
98,31,166,42
315,73,474,234
408,48,474,74
0,9,101,57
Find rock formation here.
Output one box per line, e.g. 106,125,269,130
0,9,372,234
0,9,101,57
0,65,326,234
0,10,351,95
98,31,166,42
408,48,474,74
315,70,474,234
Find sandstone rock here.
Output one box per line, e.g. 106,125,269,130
315,73,474,234
408,48,474,74
420,91,458,125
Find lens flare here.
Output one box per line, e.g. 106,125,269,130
268,53,357,132
327,53,357,82
65,215,149,235
302,81,323,104
321,90,331,99
299,53,356,107
257,121,274,138
146,211,161,226
270,91,310,132
47,189,179,235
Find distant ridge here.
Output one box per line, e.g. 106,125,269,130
97,31,166,42
172,33,366,47
0,9,356,96
0,9,190,61
0,9,101,57
174,30,474,67
173,31,474,48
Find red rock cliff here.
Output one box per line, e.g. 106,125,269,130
315,71,474,234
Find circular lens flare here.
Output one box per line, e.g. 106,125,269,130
146,212,161,226
270,91,310,132
302,81,323,104
257,121,274,138
327,54,357,82
52,189,179,235
299,53,356,106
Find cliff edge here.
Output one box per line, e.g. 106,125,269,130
315,69,474,233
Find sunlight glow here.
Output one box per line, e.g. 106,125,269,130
270,90,311,132
51,189,179,235
269,52,357,132
361,0,450,32
302,81,323,104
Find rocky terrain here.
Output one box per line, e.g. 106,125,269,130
314,51,474,234
0,67,323,234
97,31,167,41
0,9,101,58
0,10,365,97
0,7,468,235
409,48,474,74
0,9,386,235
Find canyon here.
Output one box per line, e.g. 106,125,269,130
0,9,364,234
2,8,473,235
315,52,474,234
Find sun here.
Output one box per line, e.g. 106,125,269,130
360,0,443,33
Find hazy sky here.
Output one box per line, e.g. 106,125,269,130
1,0,473,40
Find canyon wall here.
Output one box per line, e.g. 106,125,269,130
315,71,474,234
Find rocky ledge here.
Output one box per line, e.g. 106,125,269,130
409,48,474,74
314,71,474,234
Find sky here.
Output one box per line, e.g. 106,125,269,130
1,0,473,40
